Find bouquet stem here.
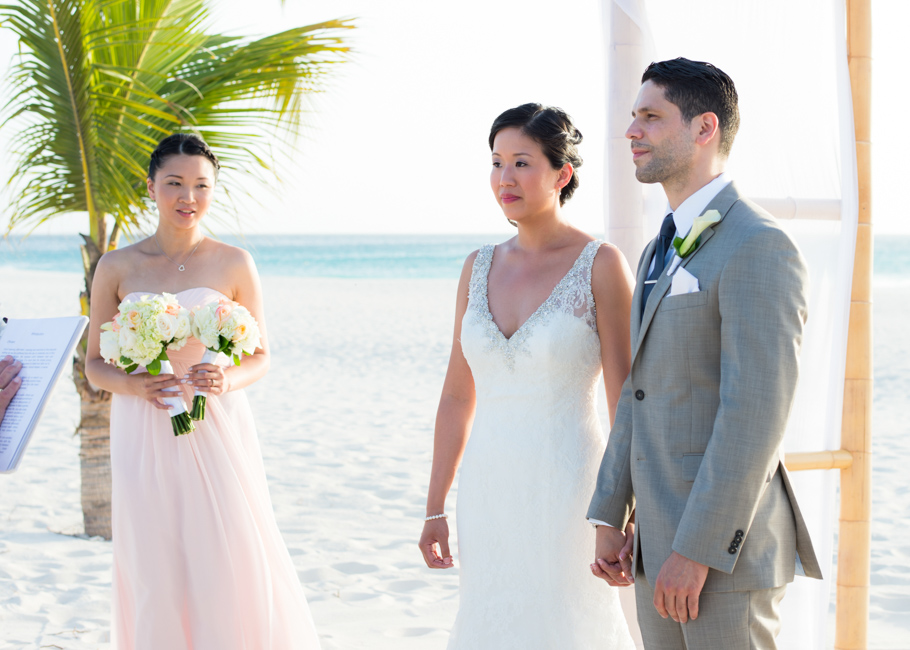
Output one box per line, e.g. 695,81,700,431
159,359,194,436
171,411,195,436
190,395,207,421
190,348,221,421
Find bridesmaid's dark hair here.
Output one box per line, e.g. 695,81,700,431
148,133,221,180
489,103,583,208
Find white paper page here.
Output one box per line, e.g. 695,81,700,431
0,317,87,472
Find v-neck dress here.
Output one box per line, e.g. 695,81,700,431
448,241,634,649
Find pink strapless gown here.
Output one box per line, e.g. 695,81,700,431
110,287,319,649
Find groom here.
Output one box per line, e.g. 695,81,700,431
587,58,822,648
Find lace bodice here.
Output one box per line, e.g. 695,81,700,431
462,239,602,376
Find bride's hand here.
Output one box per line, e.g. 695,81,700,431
185,363,231,396
591,523,634,586
128,373,180,410
419,518,454,569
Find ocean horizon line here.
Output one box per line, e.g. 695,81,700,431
4,233,908,282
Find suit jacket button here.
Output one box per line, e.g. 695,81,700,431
735,530,744,537
728,546,737,554
635,390,645,401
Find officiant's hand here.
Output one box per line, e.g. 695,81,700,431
653,551,709,623
185,363,230,396
419,518,454,569
129,372,180,410
0,356,23,422
591,522,634,586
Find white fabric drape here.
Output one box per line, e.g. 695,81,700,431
601,0,858,646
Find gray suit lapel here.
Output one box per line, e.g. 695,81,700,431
631,181,743,363
630,238,657,345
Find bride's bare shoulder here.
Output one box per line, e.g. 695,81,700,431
591,242,635,298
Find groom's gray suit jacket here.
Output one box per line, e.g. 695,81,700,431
588,182,823,593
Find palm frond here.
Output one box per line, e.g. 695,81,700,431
0,0,354,243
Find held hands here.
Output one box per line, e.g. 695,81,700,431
419,517,454,569
184,363,231,397
590,520,635,586
653,551,709,623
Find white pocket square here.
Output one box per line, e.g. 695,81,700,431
669,266,700,296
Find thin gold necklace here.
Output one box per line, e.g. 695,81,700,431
154,234,202,272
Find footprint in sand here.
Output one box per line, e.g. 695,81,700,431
384,579,430,593
332,561,380,575
385,627,442,637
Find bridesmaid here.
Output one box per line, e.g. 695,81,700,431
85,133,321,649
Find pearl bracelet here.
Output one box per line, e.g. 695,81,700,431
425,513,448,521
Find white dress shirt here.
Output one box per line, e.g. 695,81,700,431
589,172,732,530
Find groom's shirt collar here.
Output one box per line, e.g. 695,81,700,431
669,172,732,238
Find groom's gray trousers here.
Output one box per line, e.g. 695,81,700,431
634,564,786,650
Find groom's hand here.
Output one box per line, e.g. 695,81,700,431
653,551,709,623
591,524,634,586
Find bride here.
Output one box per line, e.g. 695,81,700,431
418,103,637,648
85,133,320,649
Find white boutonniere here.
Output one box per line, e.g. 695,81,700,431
672,209,722,258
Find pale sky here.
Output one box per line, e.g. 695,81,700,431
1,0,907,236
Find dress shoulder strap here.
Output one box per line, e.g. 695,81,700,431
566,239,603,327
577,239,603,280
467,244,495,304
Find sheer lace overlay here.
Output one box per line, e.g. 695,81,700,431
451,241,634,650
467,241,600,372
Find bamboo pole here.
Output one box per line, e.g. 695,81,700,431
785,450,853,472
837,0,872,648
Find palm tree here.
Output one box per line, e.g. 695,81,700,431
0,0,353,538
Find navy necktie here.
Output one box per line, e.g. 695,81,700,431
640,213,676,320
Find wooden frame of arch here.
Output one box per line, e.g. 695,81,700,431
780,1,872,647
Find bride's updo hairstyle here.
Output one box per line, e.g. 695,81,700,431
148,133,221,181
488,103,583,207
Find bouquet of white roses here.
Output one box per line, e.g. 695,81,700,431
99,293,195,435
188,299,261,421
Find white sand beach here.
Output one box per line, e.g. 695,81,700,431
1,269,907,649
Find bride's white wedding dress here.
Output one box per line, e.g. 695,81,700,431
449,240,635,649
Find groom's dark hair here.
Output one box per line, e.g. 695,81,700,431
642,57,740,157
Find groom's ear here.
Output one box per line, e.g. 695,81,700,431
693,112,721,150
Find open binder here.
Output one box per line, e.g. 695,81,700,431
0,316,89,473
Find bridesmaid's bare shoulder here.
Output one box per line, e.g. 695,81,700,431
93,238,156,295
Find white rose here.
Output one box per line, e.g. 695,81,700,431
237,334,259,356
156,313,177,341
174,312,191,341
192,307,221,349
99,330,121,363
119,327,138,354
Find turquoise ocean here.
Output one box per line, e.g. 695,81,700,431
1,233,908,282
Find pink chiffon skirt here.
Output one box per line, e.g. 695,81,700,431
110,288,319,649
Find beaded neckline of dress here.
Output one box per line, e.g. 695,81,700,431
468,240,601,371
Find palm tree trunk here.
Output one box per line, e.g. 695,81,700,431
74,229,113,539
76,393,112,538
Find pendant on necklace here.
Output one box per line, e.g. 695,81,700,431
178,265,185,272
